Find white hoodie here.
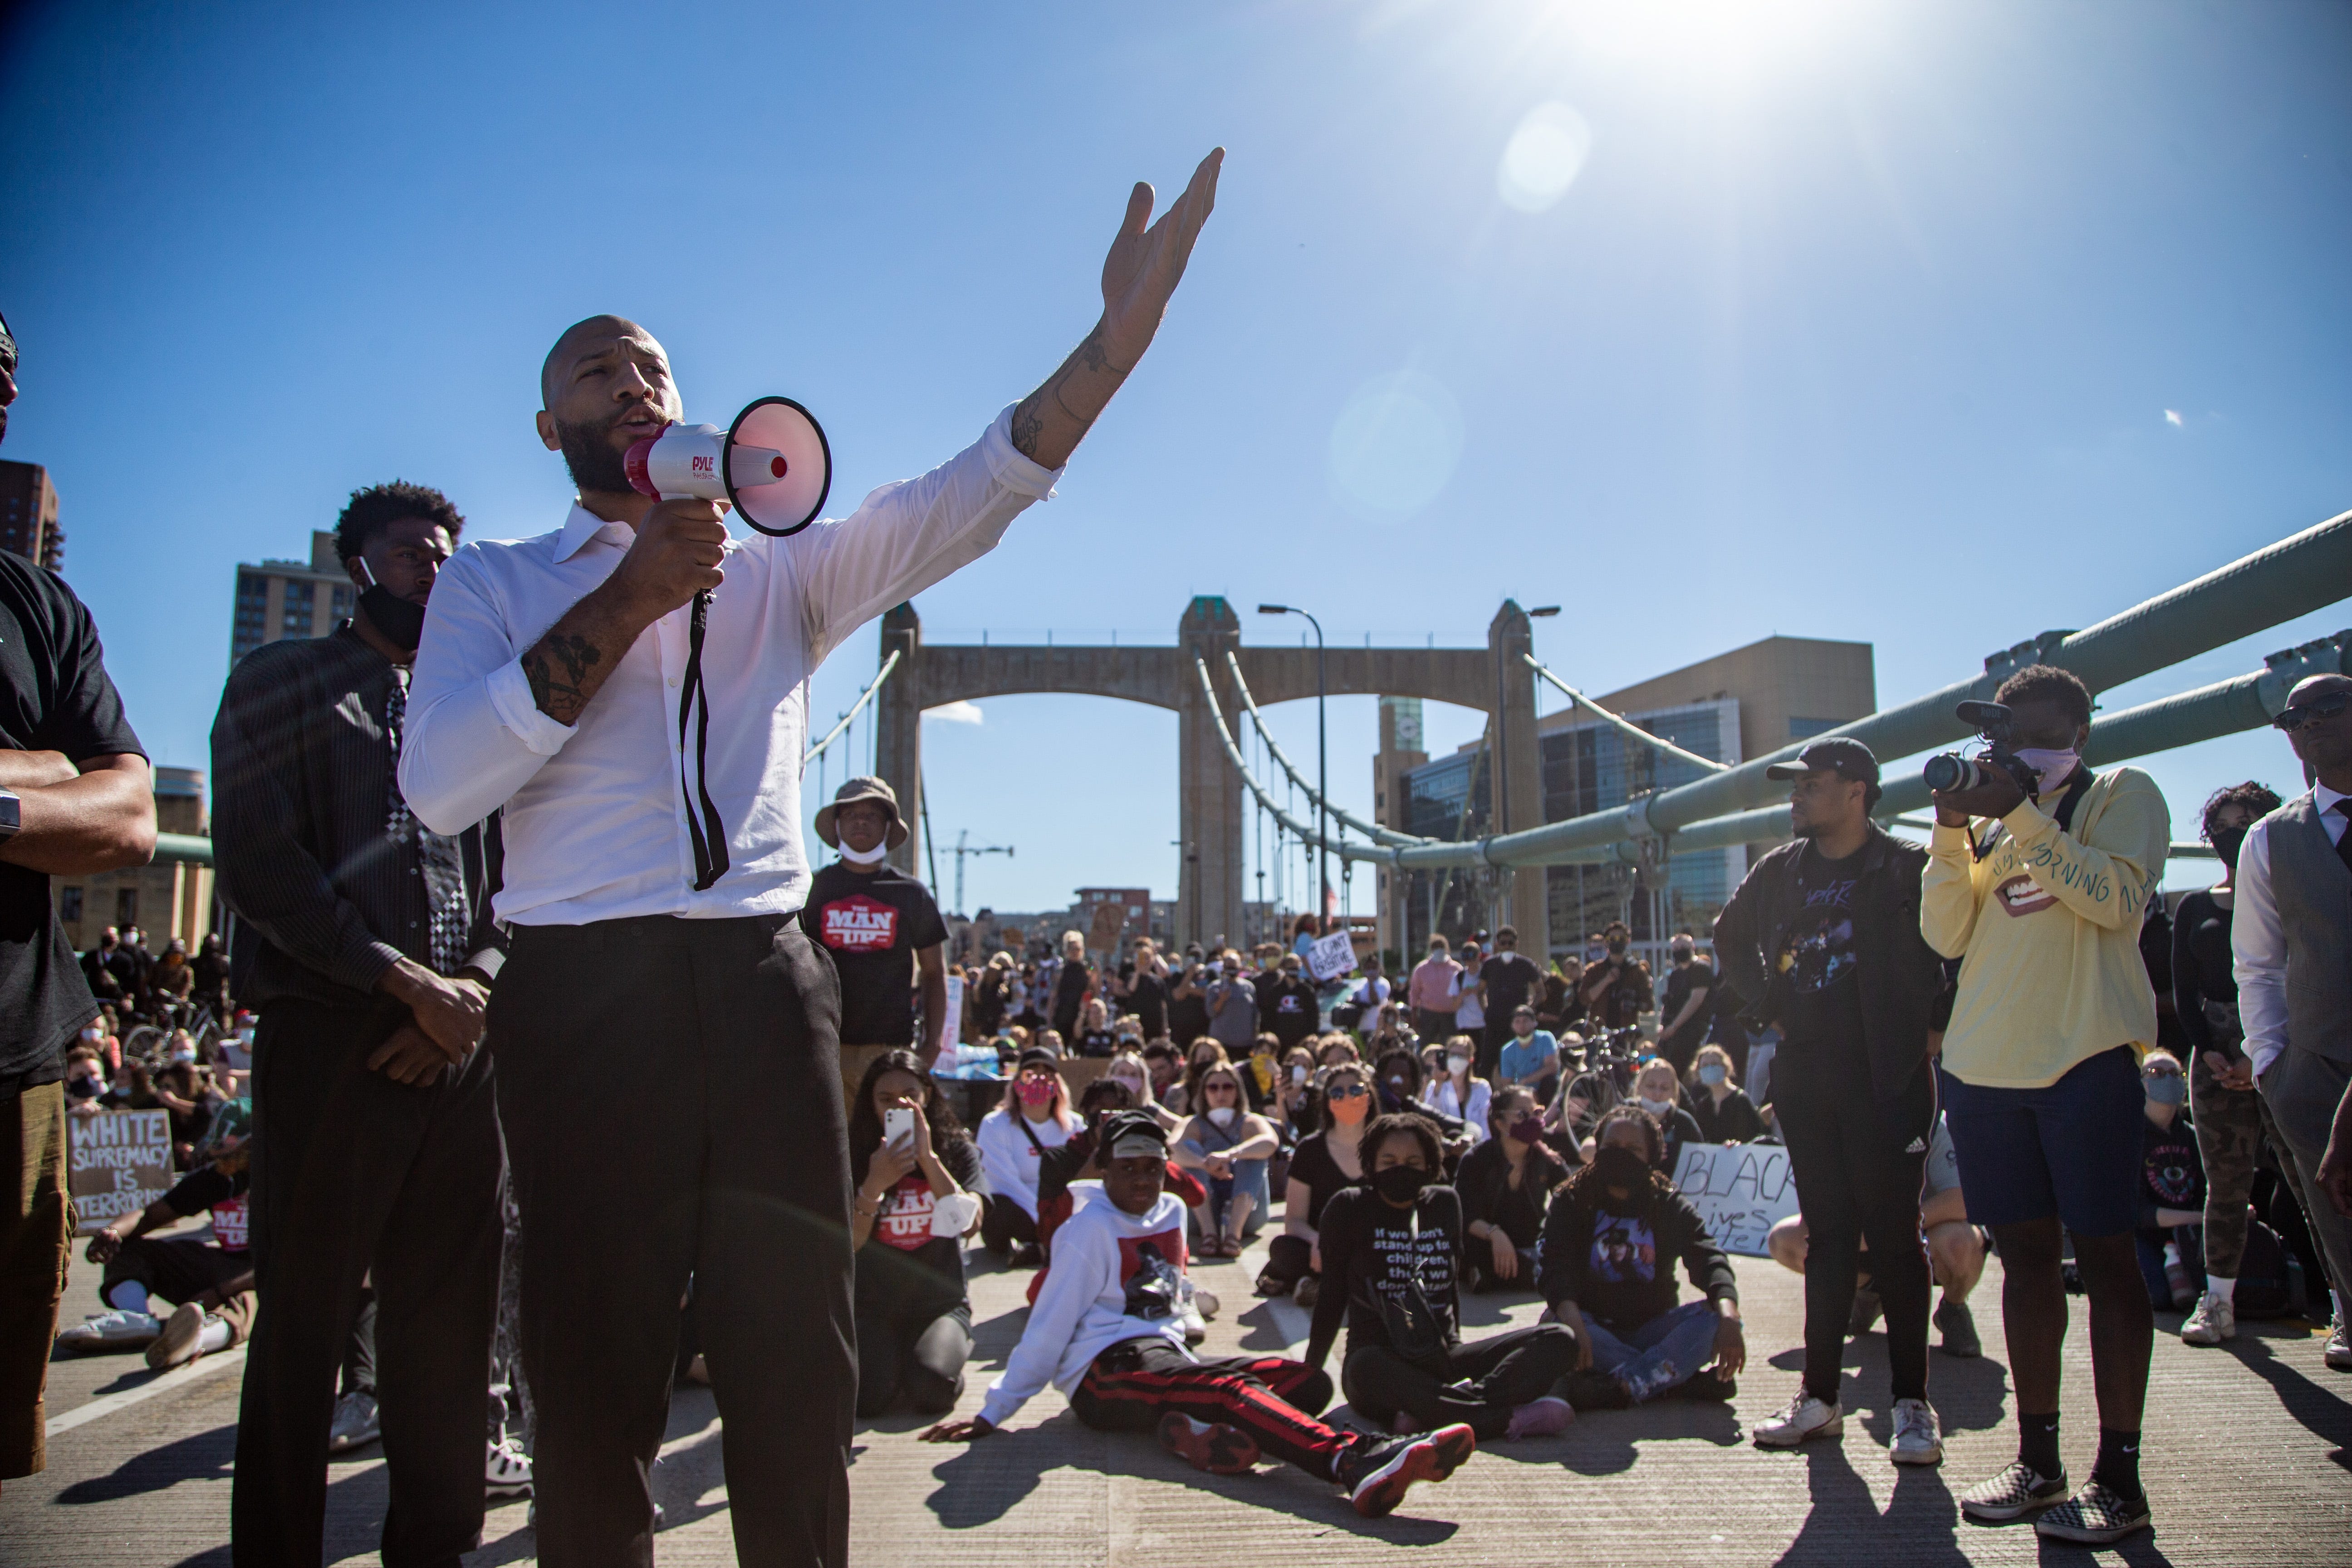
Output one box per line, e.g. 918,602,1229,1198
978,1190,1191,1428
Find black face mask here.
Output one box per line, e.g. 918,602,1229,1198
1606,938,1628,956
2210,826,2248,873
359,583,428,652
1592,1144,1652,1192
1371,1164,1429,1204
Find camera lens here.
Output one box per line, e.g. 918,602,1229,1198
1922,754,1974,793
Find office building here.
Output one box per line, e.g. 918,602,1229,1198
231,529,354,666
0,459,64,571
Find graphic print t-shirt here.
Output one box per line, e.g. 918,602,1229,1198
2138,1113,2206,1220
800,862,948,1047
1775,845,1867,1054
1313,1186,1464,1362
1583,1202,1662,1331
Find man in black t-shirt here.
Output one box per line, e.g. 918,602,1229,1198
1579,922,1653,1032
1654,935,1715,1073
1476,926,1543,1079
804,778,950,1063
0,358,158,1481
1261,951,1322,1052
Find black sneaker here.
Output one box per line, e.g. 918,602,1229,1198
2034,1481,2151,1544
1672,1368,1737,1402
1012,1243,1044,1269
1935,1297,1982,1358
1958,1460,2069,1523
1847,1286,1884,1337
1157,1412,1260,1475
1336,1423,1476,1518
1565,1368,1632,1411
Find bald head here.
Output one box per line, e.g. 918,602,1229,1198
541,315,662,409
2281,671,2352,788
535,315,682,500
2288,673,2352,705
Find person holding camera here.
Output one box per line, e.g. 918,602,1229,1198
1579,922,1653,1031
396,150,1223,1566
1921,665,2171,1545
1713,737,1947,1466
2235,672,2352,1371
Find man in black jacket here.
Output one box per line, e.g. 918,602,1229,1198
211,482,512,1566
1712,739,1949,1466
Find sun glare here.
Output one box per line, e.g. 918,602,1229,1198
1499,102,1594,211
1551,0,1863,83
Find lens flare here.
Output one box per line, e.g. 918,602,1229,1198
1498,101,1594,213
1328,370,1465,519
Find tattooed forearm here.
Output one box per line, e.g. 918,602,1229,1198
521,628,614,726
1010,318,1133,467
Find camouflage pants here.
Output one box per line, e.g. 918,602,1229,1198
2190,1052,2286,1279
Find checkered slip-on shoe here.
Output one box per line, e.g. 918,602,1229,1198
2034,1481,2151,1545
1957,1460,2068,1522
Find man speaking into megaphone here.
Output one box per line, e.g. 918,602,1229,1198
395,150,1220,1566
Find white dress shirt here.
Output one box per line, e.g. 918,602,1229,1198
399,408,1059,925
2232,781,2348,1077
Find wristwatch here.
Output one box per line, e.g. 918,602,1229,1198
0,787,20,840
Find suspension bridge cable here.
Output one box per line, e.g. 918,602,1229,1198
1224,652,1425,846
804,648,904,768
1521,652,1729,774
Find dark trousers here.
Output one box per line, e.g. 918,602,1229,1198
1775,1042,1934,1406
979,1192,1039,1255
233,998,505,1568
1258,1232,1317,1292
1069,1337,1349,1479
854,1306,970,1418
1341,1323,1581,1440
1414,1009,1456,1045
491,915,853,1568
1,1082,69,1480
1479,1022,1514,1080
104,1237,256,1343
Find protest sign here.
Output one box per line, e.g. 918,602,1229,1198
1669,1140,1801,1257
1306,928,1358,982
942,971,966,1044
68,1108,174,1235
1087,900,1126,957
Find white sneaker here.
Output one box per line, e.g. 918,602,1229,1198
55,1308,162,1354
1751,1387,1842,1448
485,1436,533,1497
1175,1279,1210,1346
2179,1292,2235,1346
145,1303,228,1370
328,1390,382,1453
2328,1312,2352,1372
1889,1397,1943,1465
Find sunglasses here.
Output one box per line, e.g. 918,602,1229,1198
2274,693,2350,733
1326,1083,1370,1099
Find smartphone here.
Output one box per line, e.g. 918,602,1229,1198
883,1106,915,1148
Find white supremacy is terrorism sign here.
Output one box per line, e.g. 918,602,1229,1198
1669,1140,1800,1257
69,1108,174,1234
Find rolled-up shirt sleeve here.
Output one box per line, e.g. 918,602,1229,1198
399,547,579,836
794,407,1062,665
2231,820,2291,1078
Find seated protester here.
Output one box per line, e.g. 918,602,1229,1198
848,1052,984,1418
1072,996,1118,1058
1537,1106,1747,1407
1038,1079,1207,1263
1496,1007,1562,1106
1175,1060,1279,1257
2133,1051,2207,1311
1372,1047,1469,1144
1686,1044,1767,1146
59,1108,255,1370
922,1112,1477,1518
1240,1032,1285,1116
1104,1049,1185,1137
1426,1037,1491,1144
1259,1063,1373,1304
1319,1033,1364,1068
1143,1041,1191,1115
64,1045,108,1110
1455,1088,1573,1293
151,1058,214,1167
1275,1045,1318,1135
1766,1110,1989,1358
978,1049,1078,1266
1627,1058,1705,1176
1307,1113,1583,1441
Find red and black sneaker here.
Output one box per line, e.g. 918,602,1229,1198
1156,1412,1261,1475
1336,1422,1477,1517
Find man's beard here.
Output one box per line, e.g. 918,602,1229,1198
1790,816,1822,839
554,414,636,495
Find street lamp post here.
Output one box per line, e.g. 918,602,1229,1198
1257,604,1326,930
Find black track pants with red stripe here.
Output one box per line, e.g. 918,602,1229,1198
1068,1338,1355,1480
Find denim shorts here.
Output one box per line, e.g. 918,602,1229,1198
1939,1046,2142,1236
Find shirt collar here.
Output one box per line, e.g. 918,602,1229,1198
2317,780,2350,816
553,502,632,563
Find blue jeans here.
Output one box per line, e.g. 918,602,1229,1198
1581,1299,1721,1402
1181,1146,1270,1235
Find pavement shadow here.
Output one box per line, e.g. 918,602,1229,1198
918,1406,1458,1544
1772,1443,1972,1567
1515,1397,1744,1476
2226,1334,2352,1464
56,1421,236,1504
1234,1297,1303,1352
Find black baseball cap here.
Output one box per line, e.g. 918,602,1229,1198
1100,1109,1170,1161
1765,737,1879,785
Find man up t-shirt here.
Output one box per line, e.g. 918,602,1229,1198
800,861,948,1047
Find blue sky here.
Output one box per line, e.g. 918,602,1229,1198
4,0,2347,916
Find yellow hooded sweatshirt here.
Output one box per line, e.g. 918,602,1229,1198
1922,765,2171,1089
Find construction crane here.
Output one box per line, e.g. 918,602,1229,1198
948,830,1014,916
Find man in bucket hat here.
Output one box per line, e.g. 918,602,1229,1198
803,777,950,1066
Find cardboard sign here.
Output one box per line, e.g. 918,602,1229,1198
1087,901,1126,957
68,1109,174,1235
1306,929,1358,982
942,972,966,1044
1669,1140,1801,1257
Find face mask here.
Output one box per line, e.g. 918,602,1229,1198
1638,1095,1675,1117
2013,747,2080,797
1328,1091,1369,1125
1290,1064,1307,1085
2145,1074,2188,1107
1112,1075,1147,1098
1015,1077,1056,1107
354,560,430,652
838,840,888,866
1593,1144,1653,1190
1370,1164,1429,1204
1607,938,1628,956
1446,1054,1471,1078
1208,1105,1236,1127
2210,826,2247,871
1384,1079,1411,1107
1671,946,1693,963
1698,1063,1727,1087
1508,1114,1545,1144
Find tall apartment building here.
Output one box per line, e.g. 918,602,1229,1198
0,459,64,571
232,529,354,666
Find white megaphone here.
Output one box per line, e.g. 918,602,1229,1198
622,397,832,537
